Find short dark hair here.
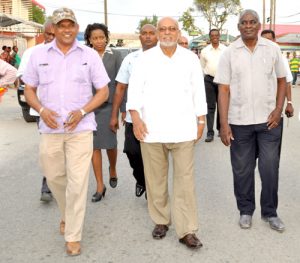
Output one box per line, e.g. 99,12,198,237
209,29,219,36
84,23,110,47
261,29,275,39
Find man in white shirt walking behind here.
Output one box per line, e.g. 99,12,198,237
200,29,226,142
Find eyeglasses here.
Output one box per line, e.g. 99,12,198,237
179,42,188,45
158,26,178,33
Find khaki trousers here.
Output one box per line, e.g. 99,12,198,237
39,131,93,242
140,141,198,238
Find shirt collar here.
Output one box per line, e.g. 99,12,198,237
235,36,268,49
208,43,223,50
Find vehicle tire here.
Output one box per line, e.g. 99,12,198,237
22,107,36,122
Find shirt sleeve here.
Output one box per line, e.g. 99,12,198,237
115,54,131,84
0,59,17,86
126,55,145,112
21,49,40,88
190,55,207,116
283,56,293,83
274,46,286,79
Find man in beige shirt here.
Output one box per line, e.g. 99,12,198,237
200,29,226,142
215,9,286,232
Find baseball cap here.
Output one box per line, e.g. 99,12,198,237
52,7,77,25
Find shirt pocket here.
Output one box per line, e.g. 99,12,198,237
69,64,91,103
37,66,54,102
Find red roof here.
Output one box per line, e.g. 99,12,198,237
31,0,45,10
262,24,300,37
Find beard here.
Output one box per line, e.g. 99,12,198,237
160,40,177,47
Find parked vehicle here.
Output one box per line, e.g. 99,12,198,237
113,47,139,59
17,83,36,122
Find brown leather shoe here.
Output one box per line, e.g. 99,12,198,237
60,221,65,235
179,234,203,249
66,241,81,256
152,224,169,239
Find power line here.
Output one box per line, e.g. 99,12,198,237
278,12,300,18
43,4,184,18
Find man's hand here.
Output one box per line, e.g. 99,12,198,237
195,123,205,143
132,118,148,141
109,115,119,133
220,123,234,146
63,110,84,131
267,108,282,129
285,103,294,118
40,108,60,129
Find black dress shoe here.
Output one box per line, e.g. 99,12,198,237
179,233,203,249
152,224,168,239
205,135,214,142
136,183,146,197
92,185,106,202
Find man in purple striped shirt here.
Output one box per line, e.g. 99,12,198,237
23,7,109,256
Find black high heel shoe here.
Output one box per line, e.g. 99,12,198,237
109,167,118,188
91,185,106,202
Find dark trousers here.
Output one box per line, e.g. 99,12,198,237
230,121,282,217
204,75,220,136
291,72,298,85
124,122,145,188
37,116,51,194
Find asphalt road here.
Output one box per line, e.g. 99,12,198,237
1,87,300,263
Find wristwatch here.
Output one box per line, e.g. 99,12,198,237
80,109,87,117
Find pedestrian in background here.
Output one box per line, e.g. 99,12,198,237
215,9,286,232
289,51,300,87
110,24,158,198
23,7,109,256
127,17,207,249
84,23,123,202
11,46,21,69
178,35,189,49
200,29,226,142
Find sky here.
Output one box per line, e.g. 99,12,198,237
37,0,300,36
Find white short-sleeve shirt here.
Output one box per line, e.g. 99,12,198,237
214,37,286,125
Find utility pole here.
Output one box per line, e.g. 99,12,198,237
269,0,273,30
262,0,266,30
273,0,276,31
104,0,108,26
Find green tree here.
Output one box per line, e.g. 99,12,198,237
32,5,46,24
194,0,241,31
179,8,201,36
137,15,158,32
